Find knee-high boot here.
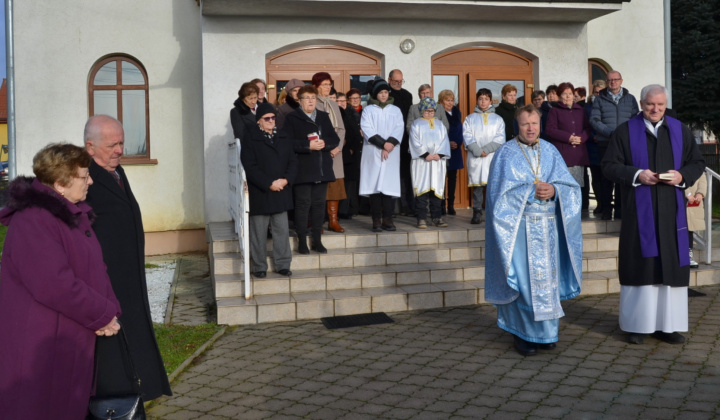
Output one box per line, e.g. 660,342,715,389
327,200,344,233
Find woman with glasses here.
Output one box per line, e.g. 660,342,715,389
280,85,340,254
312,72,347,233
0,143,121,419
409,97,450,229
241,102,298,278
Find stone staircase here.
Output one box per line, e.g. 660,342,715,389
208,209,720,325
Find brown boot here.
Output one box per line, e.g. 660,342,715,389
327,200,345,233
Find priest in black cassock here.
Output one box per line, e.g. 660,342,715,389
602,84,705,345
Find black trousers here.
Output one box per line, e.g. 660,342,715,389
446,169,457,208
370,193,395,219
293,182,327,238
598,143,621,216
416,191,442,220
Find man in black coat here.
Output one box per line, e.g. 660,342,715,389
84,115,172,400
602,85,704,346
387,69,415,215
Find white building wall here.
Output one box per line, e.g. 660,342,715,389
12,1,205,231
202,17,590,222
588,0,666,98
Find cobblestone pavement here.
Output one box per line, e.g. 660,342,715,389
167,253,215,325
150,264,720,420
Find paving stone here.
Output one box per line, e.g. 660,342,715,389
158,257,720,418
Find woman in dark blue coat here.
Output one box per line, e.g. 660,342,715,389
241,102,298,278
438,90,464,215
280,85,339,254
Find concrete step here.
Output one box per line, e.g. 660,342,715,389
216,263,720,325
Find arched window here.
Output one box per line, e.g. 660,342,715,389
89,55,154,163
588,59,610,89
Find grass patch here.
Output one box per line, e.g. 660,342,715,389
145,263,162,269
154,323,223,375
0,225,6,252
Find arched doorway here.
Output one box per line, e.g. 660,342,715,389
266,44,382,104
432,47,534,209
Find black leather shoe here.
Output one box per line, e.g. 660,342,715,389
277,269,292,276
538,342,556,350
447,206,456,215
652,331,685,344
253,271,266,278
311,241,327,254
470,211,482,224
627,333,646,344
513,335,537,356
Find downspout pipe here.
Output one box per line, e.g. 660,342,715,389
664,0,672,107
5,0,15,179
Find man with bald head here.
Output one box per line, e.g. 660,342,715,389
591,71,639,220
85,115,172,400
602,85,704,345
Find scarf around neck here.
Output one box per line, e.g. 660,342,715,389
628,114,689,266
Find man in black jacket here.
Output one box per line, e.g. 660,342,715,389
591,71,639,220
84,115,172,401
388,69,415,215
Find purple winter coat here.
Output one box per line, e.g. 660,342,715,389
545,102,592,167
0,177,120,420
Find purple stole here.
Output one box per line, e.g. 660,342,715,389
628,114,689,267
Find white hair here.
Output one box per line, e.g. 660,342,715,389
83,115,123,145
640,84,668,102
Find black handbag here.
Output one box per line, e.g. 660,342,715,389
88,326,146,420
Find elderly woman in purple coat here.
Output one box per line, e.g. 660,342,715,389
0,144,121,420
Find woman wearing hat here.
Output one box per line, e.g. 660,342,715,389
277,78,305,130
409,97,451,228
240,102,298,277
359,79,405,232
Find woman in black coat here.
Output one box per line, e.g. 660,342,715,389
280,85,339,254
230,82,260,140
241,102,298,278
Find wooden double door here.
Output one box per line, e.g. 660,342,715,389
432,47,534,209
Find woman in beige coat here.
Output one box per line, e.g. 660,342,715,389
312,72,347,233
686,174,707,268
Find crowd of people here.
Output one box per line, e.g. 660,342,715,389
233,71,707,357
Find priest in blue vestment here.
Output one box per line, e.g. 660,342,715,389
485,105,583,356
602,84,704,345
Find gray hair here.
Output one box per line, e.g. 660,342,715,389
640,84,668,102
418,84,432,96
84,115,123,145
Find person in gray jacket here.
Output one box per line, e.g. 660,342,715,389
590,71,639,220
407,84,449,131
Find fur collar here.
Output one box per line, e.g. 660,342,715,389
0,176,94,228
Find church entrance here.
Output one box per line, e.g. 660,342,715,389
265,44,382,104
432,47,535,210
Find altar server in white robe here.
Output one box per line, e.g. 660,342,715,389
409,97,451,228
463,88,505,224
360,79,405,232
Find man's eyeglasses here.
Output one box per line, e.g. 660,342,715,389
390,79,405,85
607,78,622,83
262,116,276,122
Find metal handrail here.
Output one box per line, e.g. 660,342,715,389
228,139,251,299
701,167,720,265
